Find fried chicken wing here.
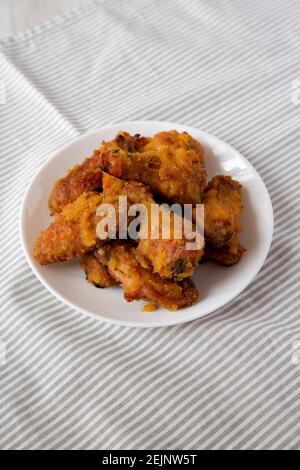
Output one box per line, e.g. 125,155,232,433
81,253,116,288
137,205,204,280
97,243,198,310
203,237,245,266
203,176,243,248
35,192,103,264
48,149,103,215
99,130,207,204
35,175,151,265
103,173,204,280
36,172,204,279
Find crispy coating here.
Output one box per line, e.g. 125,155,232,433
204,237,246,266
203,176,243,248
35,176,152,265
34,192,103,264
81,253,116,288
48,149,103,215
137,205,204,280
36,172,204,279
99,130,207,204
97,244,199,310
102,172,152,203
103,173,204,280
137,237,203,281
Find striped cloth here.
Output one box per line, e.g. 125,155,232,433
0,0,299,450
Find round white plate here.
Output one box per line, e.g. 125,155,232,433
20,121,273,328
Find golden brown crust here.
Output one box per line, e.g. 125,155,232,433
137,206,204,281
99,244,199,310
48,150,103,215
37,172,204,281
203,176,243,248
103,174,204,280
34,192,103,265
35,176,154,266
80,253,116,288
102,172,153,203
99,130,207,204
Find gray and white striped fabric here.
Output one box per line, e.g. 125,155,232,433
1,0,300,450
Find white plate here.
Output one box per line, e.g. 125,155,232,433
20,121,273,328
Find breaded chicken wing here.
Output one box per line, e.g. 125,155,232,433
99,130,207,204
203,176,243,248
81,253,116,288
137,205,204,280
35,173,203,279
35,176,151,265
204,237,245,266
97,173,203,279
35,192,103,264
103,173,204,280
48,149,103,215
97,243,199,310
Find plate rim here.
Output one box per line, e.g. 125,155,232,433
20,120,274,328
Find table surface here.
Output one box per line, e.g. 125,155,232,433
0,0,86,38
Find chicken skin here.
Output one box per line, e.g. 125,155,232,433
48,149,103,215
35,176,152,265
80,253,116,288
48,129,206,211
99,130,207,204
103,173,204,280
137,205,204,280
204,237,246,266
203,176,243,248
36,172,203,280
35,192,103,264
101,173,203,280
97,243,199,310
